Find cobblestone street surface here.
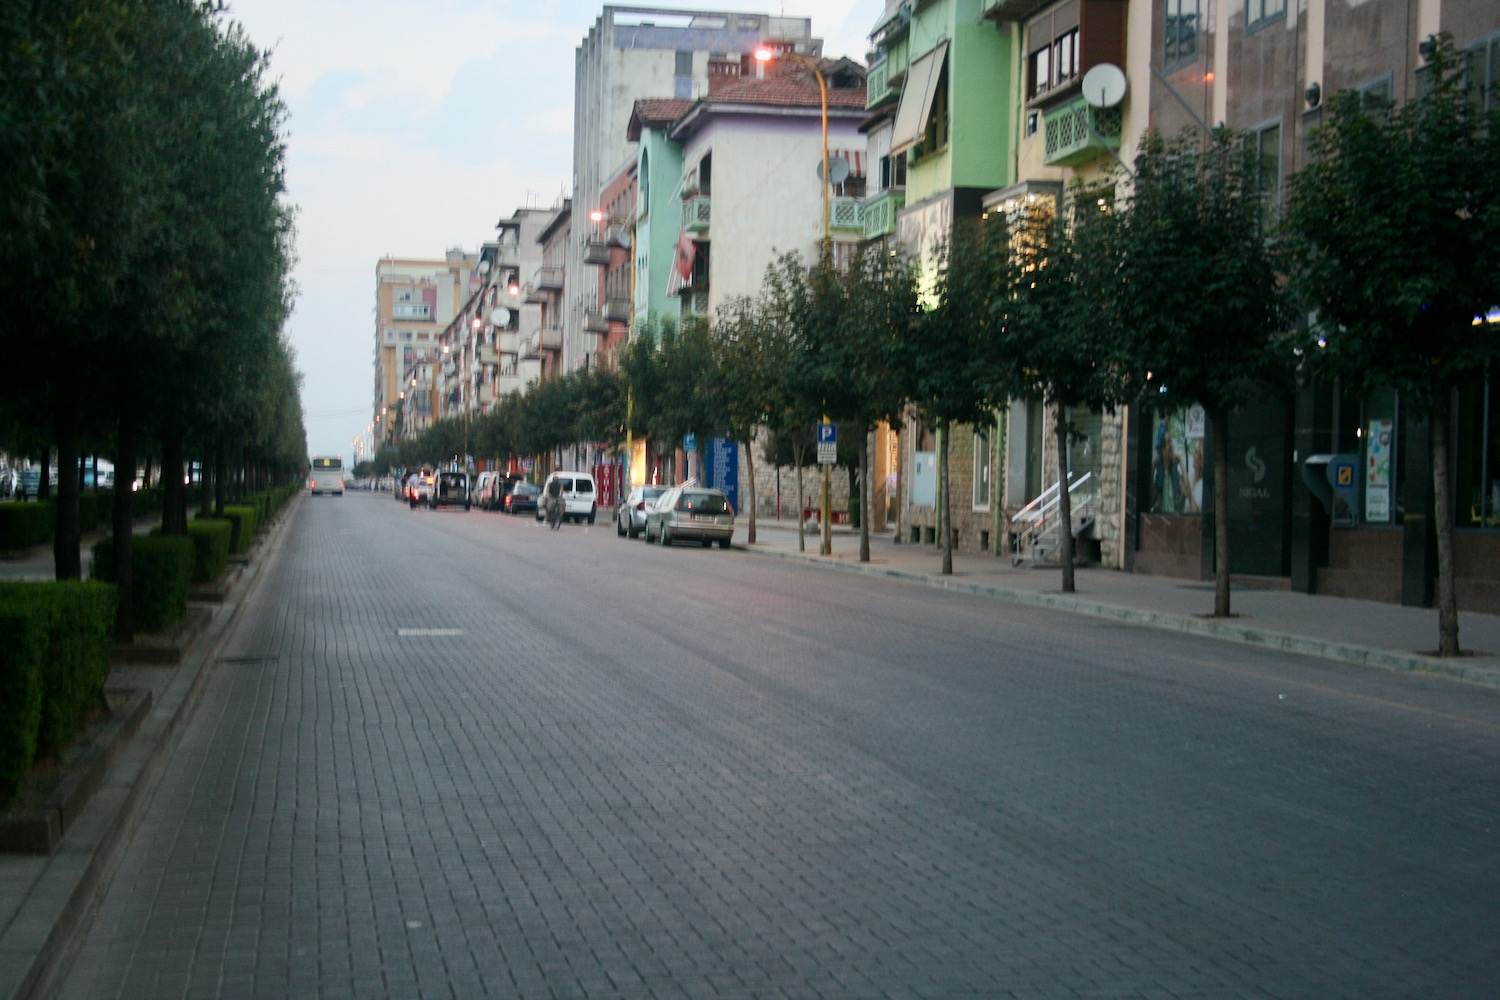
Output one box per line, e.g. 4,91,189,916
38,496,1500,997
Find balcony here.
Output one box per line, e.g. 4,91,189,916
523,282,546,304
1044,97,1123,167
830,197,865,231
980,0,1047,22
539,325,561,351
863,189,906,240
682,193,711,234
584,238,610,267
604,297,631,323
498,330,521,356
583,310,609,334
477,346,499,366
533,266,564,291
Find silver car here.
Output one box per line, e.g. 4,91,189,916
615,484,667,538
644,486,734,548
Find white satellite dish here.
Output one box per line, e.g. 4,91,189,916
817,155,850,185
1082,63,1127,108
476,258,492,274
490,307,511,327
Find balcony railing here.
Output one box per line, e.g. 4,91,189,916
477,346,499,366
584,239,610,266
1044,98,1123,167
863,189,905,240
583,310,609,334
523,282,545,304
533,266,564,291
830,197,865,231
604,297,631,323
682,194,711,233
539,325,561,350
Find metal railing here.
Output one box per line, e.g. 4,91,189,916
1010,471,1096,567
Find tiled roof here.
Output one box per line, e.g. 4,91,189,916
706,63,867,110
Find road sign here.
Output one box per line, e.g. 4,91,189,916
817,421,836,464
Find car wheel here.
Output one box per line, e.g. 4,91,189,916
617,516,626,536
409,500,416,509
661,525,672,547
628,523,639,539
701,538,712,548
588,507,596,525
718,538,731,549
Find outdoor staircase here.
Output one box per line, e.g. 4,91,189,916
1011,472,1097,567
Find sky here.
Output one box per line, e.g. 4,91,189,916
225,0,884,465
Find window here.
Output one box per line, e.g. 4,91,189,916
880,153,907,189
1030,45,1051,99
1165,0,1198,68
1464,35,1500,114
1248,119,1282,222
1352,75,1393,120
1054,30,1079,88
1246,0,1285,32
973,426,992,508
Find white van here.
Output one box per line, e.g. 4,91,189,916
536,471,598,524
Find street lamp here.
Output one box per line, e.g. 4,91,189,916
755,44,834,554
754,46,829,255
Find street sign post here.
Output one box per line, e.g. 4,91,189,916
817,421,836,465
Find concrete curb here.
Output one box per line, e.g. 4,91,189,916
0,500,292,1000
741,543,1500,690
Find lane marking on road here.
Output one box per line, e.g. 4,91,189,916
396,628,465,637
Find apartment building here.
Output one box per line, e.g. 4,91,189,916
373,251,478,444
569,5,817,374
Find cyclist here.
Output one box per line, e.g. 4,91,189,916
545,475,563,529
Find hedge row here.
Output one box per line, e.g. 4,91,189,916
0,582,116,807
91,535,194,633
0,501,55,550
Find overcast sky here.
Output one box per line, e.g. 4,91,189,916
225,0,881,464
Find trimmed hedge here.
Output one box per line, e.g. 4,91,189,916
0,581,116,807
184,518,233,583
0,500,56,550
92,534,194,633
0,607,45,806
222,504,258,554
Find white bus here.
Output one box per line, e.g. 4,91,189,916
309,456,345,496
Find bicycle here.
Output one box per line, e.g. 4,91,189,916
546,495,563,530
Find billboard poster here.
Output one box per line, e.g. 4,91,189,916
705,437,739,512
1148,405,1206,514
1365,418,1394,523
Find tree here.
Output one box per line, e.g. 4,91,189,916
998,191,1136,591
1096,129,1290,616
709,295,777,544
894,219,1008,575
1282,36,1500,655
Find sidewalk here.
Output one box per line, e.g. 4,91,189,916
739,516,1500,689
0,509,282,1000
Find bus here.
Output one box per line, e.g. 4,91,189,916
309,456,344,496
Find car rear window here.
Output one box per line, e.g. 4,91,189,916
681,492,728,514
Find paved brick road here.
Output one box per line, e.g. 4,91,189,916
56,496,1500,998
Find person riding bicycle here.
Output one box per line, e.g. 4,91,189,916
545,475,563,528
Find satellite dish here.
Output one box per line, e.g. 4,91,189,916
817,156,850,185
1082,63,1127,108
476,258,492,275
490,307,511,327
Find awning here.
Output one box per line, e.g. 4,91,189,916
889,41,948,158
830,148,866,178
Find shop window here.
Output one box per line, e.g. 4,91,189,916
1248,119,1282,223
973,425,992,508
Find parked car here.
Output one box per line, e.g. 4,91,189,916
430,470,471,510
615,484,667,538
407,471,435,508
503,480,540,515
644,486,734,548
474,471,505,510
534,471,598,524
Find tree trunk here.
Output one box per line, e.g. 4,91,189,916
1211,407,1232,617
793,445,806,554
940,419,953,576
161,432,187,535
744,440,757,546
859,426,871,563
1431,394,1461,656
112,422,138,642
1054,402,1076,594
53,408,82,580
215,440,228,516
